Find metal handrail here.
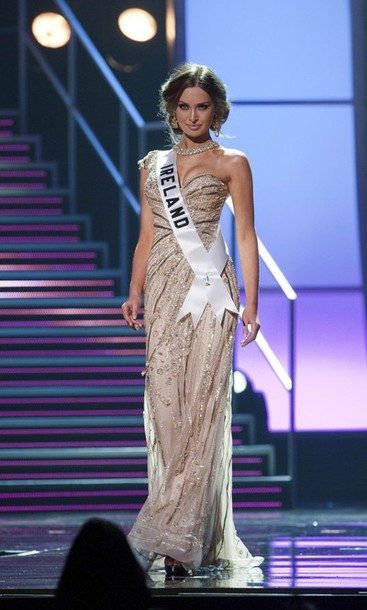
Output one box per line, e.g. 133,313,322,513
18,0,165,291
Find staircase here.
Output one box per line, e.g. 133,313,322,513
0,112,291,513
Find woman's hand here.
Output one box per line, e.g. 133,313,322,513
240,306,260,347
121,295,142,331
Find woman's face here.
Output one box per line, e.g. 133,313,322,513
175,86,216,139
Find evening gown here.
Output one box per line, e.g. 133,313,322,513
127,150,263,572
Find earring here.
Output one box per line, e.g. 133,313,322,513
211,116,221,137
170,114,179,129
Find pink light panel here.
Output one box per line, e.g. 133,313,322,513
0,396,143,404
0,144,31,151
0,265,97,270
0,197,63,203
0,237,80,242
0,379,145,387
0,251,96,258
0,156,31,162
0,349,145,356
0,209,63,215
0,337,145,344
0,170,47,177
0,223,79,231
0,182,47,189
1,459,147,466
1,291,115,298
0,366,144,373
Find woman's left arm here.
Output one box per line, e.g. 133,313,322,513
227,152,260,346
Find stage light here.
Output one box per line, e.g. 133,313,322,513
32,12,71,48
233,370,248,394
118,8,157,42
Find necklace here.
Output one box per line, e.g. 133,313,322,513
173,140,219,155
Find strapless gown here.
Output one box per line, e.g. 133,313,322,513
127,150,263,572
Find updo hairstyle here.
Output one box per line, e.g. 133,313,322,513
159,63,230,139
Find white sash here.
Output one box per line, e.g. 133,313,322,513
156,149,239,326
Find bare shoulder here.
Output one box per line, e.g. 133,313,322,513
218,146,252,183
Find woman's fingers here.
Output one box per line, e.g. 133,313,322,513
240,317,260,347
121,301,142,330
131,305,139,329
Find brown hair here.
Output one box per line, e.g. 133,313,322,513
159,63,230,139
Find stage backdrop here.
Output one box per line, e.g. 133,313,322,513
186,0,367,431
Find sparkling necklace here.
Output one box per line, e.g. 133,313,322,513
173,140,219,155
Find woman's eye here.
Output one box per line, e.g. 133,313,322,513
178,103,188,110
199,104,209,110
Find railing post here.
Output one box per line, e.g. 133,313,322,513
18,0,28,134
67,31,77,213
288,298,297,507
119,104,129,293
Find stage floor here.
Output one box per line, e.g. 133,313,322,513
1,507,367,604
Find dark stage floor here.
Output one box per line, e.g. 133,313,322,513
1,507,367,609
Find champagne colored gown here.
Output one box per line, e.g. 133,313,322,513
127,150,263,572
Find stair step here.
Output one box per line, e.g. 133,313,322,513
0,269,122,279
0,297,132,328
0,356,145,366
233,444,276,476
0,136,41,163
0,214,91,243
0,117,16,138
0,445,275,477
0,276,118,299
0,330,144,353
0,296,125,306
0,314,139,332
0,445,147,461
0,415,249,441
0,416,146,427
0,416,147,447
0,242,109,269
0,395,144,416
0,476,292,512
0,187,68,216
232,475,292,509
0,414,252,434
0,270,121,299
0,270,123,295
232,413,255,444
0,325,138,337
0,386,145,397
0,162,58,190
0,366,144,384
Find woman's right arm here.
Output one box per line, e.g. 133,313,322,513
121,166,154,330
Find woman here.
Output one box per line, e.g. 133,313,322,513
121,63,263,576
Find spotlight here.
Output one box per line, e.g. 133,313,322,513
233,370,247,394
32,12,71,48
118,8,157,42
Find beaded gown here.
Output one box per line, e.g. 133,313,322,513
127,149,263,572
